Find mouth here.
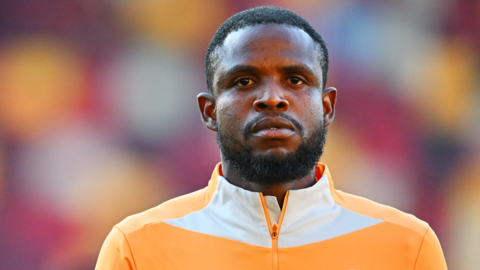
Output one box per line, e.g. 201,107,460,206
251,117,296,139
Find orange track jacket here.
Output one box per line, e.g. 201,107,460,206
96,163,447,269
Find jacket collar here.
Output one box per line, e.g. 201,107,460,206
164,162,381,248
207,162,335,201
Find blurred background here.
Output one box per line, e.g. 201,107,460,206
0,0,478,269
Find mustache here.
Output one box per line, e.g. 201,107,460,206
242,113,304,139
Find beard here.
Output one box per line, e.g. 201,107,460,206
217,114,327,185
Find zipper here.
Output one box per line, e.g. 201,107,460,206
271,222,279,270
260,191,289,270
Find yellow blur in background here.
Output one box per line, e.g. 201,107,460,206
0,0,478,269
0,38,83,140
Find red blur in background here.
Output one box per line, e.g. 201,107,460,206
0,0,479,269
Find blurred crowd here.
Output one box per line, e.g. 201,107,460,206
0,0,478,269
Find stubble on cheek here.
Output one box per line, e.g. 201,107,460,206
216,103,247,151
302,96,324,139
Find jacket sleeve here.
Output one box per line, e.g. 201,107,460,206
95,226,137,270
414,228,447,270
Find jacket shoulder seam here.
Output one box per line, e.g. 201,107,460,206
113,226,138,270
334,190,428,235
118,187,214,235
412,227,430,270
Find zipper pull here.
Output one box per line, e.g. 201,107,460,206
271,222,279,238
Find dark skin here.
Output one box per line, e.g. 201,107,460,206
198,24,337,207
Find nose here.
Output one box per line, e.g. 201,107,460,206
253,84,289,112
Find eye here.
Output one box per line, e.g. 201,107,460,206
235,78,254,87
288,77,304,85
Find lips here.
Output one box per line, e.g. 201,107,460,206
251,117,296,139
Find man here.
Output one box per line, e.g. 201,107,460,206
96,6,447,269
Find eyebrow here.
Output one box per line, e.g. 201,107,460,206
216,64,319,88
217,65,260,85
281,65,316,77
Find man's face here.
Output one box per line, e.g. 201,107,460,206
200,24,336,184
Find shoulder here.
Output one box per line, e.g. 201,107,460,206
333,189,429,236
332,190,447,269
114,187,210,235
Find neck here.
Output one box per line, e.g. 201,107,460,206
220,162,317,208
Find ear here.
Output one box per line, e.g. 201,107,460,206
322,87,337,127
197,92,217,132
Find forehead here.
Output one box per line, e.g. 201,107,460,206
214,24,321,80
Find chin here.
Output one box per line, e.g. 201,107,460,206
255,148,292,160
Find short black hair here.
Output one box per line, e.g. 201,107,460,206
205,6,329,95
